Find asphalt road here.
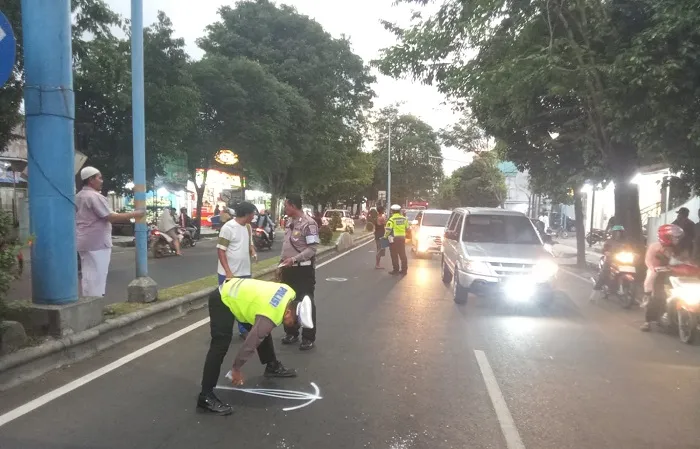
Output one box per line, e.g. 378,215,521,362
2,243,700,448
8,232,283,305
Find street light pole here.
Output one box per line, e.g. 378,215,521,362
387,123,391,207
127,0,158,302
21,0,78,304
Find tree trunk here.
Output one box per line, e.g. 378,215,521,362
194,169,208,239
573,189,587,269
610,143,643,244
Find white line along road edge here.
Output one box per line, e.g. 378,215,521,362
0,238,373,428
474,350,527,449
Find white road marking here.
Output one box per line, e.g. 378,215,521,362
474,350,526,449
560,267,594,283
0,238,372,428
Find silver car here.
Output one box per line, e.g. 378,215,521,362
440,208,558,305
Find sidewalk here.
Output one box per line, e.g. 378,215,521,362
553,237,601,269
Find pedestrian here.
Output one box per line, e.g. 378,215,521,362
217,201,258,339
672,207,695,259
279,193,320,351
75,166,144,297
214,205,220,216
197,277,313,415
374,205,388,269
157,206,182,255
385,204,408,275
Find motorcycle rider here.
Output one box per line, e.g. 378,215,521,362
592,225,630,295
640,224,690,331
256,209,274,244
157,206,182,256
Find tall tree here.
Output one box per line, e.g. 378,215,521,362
436,152,506,209
372,108,443,206
198,0,375,199
376,0,700,241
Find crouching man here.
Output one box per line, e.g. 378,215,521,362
197,277,314,415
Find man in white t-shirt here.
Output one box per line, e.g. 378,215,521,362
217,202,258,338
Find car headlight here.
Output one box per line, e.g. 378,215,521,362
532,259,558,282
614,251,635,265
672,284,700,305
461,258,492,276
504,277,536,301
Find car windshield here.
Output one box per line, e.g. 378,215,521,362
421,213,450,227
462,214,541,244
405,210,419,221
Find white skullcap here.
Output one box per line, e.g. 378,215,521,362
296,295,314,329
390,204,401,211
80,166,100,181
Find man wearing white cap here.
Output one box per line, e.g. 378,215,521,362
197,277,313,415
75,166,144,297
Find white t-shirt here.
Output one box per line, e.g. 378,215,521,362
216,220,252,276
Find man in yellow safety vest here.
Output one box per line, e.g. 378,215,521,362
197,277,314,415
384,204,408,275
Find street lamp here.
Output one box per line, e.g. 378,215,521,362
387,122,392,207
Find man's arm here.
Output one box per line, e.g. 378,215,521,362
232,315,276,371
217,226,234,278
90,194,142,223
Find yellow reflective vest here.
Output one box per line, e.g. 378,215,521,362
384,212,407,238
220,278,296,326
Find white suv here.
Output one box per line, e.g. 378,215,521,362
441,208,558,305
322,209,355,234
410,209,452,256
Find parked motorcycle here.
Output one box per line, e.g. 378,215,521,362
253,227,273,250
586,229,608,247
592,249,639,308
654,264,700,344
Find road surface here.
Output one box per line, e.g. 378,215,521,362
2,243,700,448
8,233,283,305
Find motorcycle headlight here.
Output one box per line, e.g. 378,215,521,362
614,251,635,265
532,259,558,282
672,284,700,305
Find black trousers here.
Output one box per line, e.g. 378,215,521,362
200,289,277,394
390,237,408,273
281,265,316,342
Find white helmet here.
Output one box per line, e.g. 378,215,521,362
390,204,401,211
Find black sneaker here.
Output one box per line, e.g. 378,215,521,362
264,361,297,378
299,340,315,351
640,322,651,332
281,335,299,345
197,392,233,416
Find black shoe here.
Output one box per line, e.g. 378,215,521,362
281,335,299,345
640,322,651,332
264,361,297,378
299,340,315,351
389,270,399,275
197,392,233,416
400,270,407,275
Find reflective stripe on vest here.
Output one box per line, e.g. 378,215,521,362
220,278,296,326
388,214,407,237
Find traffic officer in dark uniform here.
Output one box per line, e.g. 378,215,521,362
385,204,408,275
278,193,320,350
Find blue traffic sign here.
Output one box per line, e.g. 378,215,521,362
0,10,17,86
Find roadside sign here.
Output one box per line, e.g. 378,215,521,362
378,190,386,201
0,10,17,86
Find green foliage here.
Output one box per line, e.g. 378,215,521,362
371,107,443,205
436,153,506,208
329,212,343,231
0,211,20,320
318,225,334,245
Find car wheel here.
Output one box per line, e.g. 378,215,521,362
441,256,453,284
453,271,469,305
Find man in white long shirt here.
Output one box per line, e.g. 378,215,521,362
75,167,144,297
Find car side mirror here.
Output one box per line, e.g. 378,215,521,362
411,220,419,226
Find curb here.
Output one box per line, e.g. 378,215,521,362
0,232,374,392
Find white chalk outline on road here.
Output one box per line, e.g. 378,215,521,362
216,380,322,412
0,238,373,428
474,350,526,449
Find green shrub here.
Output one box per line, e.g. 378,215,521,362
329,212,342,230
319,225,334,245
365,222,374,232
0,211,20,321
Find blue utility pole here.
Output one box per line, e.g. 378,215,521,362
127,0,157,301
131,0,148,278
21,0,78,304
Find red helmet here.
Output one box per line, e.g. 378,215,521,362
657,224,684,246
